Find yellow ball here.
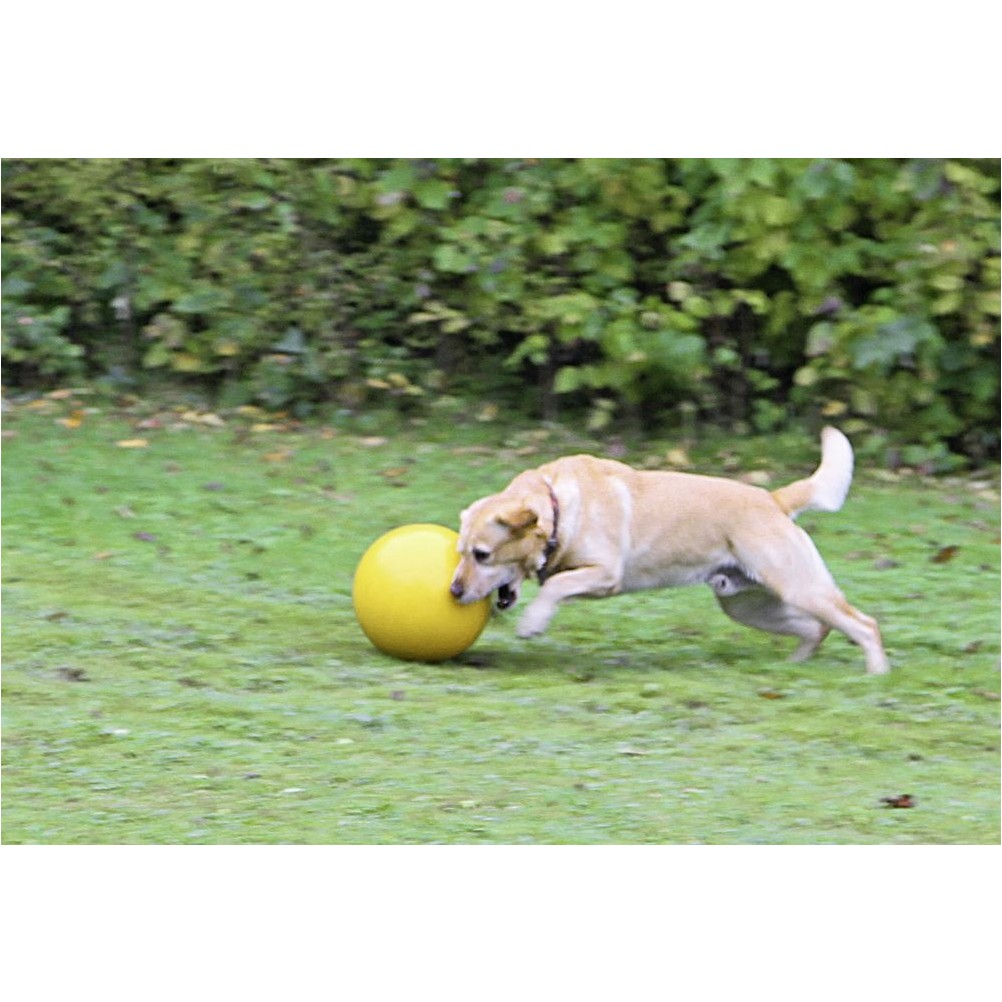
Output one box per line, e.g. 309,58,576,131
352,523,491,662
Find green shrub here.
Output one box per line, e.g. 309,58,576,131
2,158,998,461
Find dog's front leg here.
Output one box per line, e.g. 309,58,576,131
517,566,620,638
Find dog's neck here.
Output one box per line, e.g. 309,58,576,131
538,483,560,583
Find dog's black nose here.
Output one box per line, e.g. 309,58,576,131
450,580,464,599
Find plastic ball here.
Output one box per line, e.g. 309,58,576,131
352,523,491,662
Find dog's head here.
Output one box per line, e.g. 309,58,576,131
450,473,554,611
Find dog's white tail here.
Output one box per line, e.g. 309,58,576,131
771,427,854,519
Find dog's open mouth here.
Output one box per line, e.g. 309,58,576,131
497,584,517,610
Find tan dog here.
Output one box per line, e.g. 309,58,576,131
450,427,889,674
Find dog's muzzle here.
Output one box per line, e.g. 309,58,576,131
450,578,518,610
496,583,517,610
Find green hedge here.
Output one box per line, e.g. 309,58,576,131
2,158,999,463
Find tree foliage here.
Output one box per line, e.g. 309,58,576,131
2,158,999,462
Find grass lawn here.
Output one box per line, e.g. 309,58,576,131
2,392,999,844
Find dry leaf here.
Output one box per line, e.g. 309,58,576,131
55,666,89,682
56,409,86,429
931,545,959,564
116,438,149,449
881,794,915,809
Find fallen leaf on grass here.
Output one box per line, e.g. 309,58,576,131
55,666,89,682
758,689,786,699
92,551,115,560
881,794,916,809
262,449,293,463
56,410,86,429
931,545,959,564
116,438,149,449
181,410,225,427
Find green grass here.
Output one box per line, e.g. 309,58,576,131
2,393,999,843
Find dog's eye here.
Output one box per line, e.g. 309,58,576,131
472,548,490,564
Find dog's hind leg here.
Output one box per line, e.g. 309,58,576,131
715,588,831,661
792,592,888,674
789,624,831,662
731,523,888,674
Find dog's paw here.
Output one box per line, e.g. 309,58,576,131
516,619,544,639
516,605,551,639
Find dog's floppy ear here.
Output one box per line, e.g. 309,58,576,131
495,503,539,532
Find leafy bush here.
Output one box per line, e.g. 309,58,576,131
2,158,998,461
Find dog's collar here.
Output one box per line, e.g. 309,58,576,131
538,483,560,584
